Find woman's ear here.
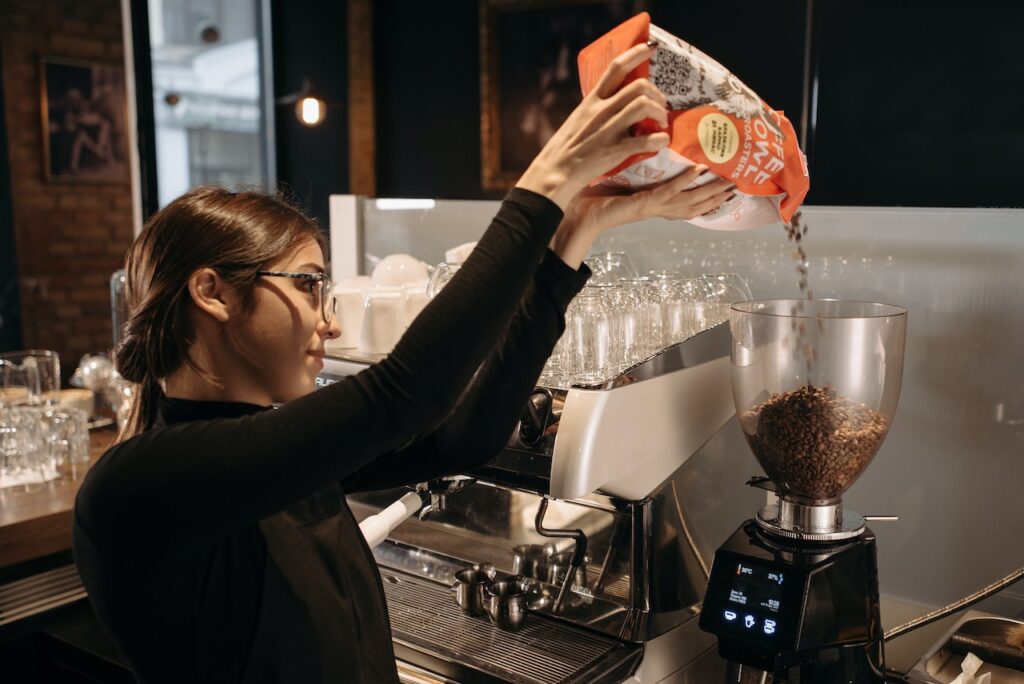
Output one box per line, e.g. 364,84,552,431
187,268,234,322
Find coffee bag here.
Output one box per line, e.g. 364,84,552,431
578,13,809,230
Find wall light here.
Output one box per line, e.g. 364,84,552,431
277,79,329,127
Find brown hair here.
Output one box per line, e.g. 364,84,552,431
115,186,325,441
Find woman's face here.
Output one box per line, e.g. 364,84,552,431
227,239,340,403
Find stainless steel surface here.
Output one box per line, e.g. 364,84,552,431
573,321,731,390
778,498,844,533
547,551,588,590
419,476,475,520
725,661,770,683
754,499,867,541
351,452,712,645
396,660,457,684
325,319,734,504
886,566,1024,642
907,610,1024,683
382,568,638,684
483,580,527,632
452,569,489,617
512,544,550,578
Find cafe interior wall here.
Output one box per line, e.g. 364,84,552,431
0,45,20,353
271,0,349,228
371,0,809,201
270,0,809,208
367,0,1023,206
0,0,134,374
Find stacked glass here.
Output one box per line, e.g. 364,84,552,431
702,273,753,327
0,351,90,492
536,261,754,388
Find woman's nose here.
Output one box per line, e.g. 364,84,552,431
322,315,342,340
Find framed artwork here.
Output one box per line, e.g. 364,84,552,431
40,57,129,182
480,0,646,190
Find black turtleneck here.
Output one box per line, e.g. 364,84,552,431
72,189,590,683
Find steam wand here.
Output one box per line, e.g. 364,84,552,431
535,497,588,614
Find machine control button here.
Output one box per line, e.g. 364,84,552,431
764,619,776,635
723,610,737,621
744,614,756,628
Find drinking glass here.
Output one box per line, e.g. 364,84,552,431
0,406,48,492
539,335,568,388
679,277,715,338
426,262,461,299
586,252,639,285
564,285,621,385
647,273,685,348
110,269,128,351
702,273,753,326
43,407,90,478
0,350,61,407
626,277,662,357
604,282,644,371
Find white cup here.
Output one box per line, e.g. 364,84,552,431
402,283,429,328
329,286,367,350
358,288,404,354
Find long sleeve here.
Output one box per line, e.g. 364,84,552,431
74,189,563,566
342,250,590,493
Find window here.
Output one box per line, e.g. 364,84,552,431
148,0,274,207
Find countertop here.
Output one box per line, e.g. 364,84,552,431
0,427,115,569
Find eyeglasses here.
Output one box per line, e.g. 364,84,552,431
256,271,337,324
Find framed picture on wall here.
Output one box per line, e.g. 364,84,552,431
480,0,646,191
40,57,129,182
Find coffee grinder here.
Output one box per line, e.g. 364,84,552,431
700,300,908,683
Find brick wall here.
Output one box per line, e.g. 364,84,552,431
0,0,133,376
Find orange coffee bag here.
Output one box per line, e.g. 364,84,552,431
578,13,809,230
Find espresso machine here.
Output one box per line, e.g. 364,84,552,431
699,300,908,683
321,322,738,683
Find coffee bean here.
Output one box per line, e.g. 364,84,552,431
739,385,889,500
784,210,817,371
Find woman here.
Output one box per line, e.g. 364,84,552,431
73,44,735,683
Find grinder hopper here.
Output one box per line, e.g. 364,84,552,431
730,299,907,540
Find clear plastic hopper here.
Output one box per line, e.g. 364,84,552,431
730,300,907,539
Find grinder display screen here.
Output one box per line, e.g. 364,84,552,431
700,553,803,647
728,562,784,615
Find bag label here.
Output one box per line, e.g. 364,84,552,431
698,113,739,164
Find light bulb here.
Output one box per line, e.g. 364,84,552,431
297,97,324,126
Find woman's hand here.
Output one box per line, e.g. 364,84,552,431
516,42,670,211
550,167,737,269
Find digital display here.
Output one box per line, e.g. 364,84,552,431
702,558,795,643
728,562,784,615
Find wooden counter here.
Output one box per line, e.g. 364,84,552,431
0,428,115,568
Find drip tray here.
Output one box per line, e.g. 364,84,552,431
381,570,640,684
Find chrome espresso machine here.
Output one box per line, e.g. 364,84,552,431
321,323,738,683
